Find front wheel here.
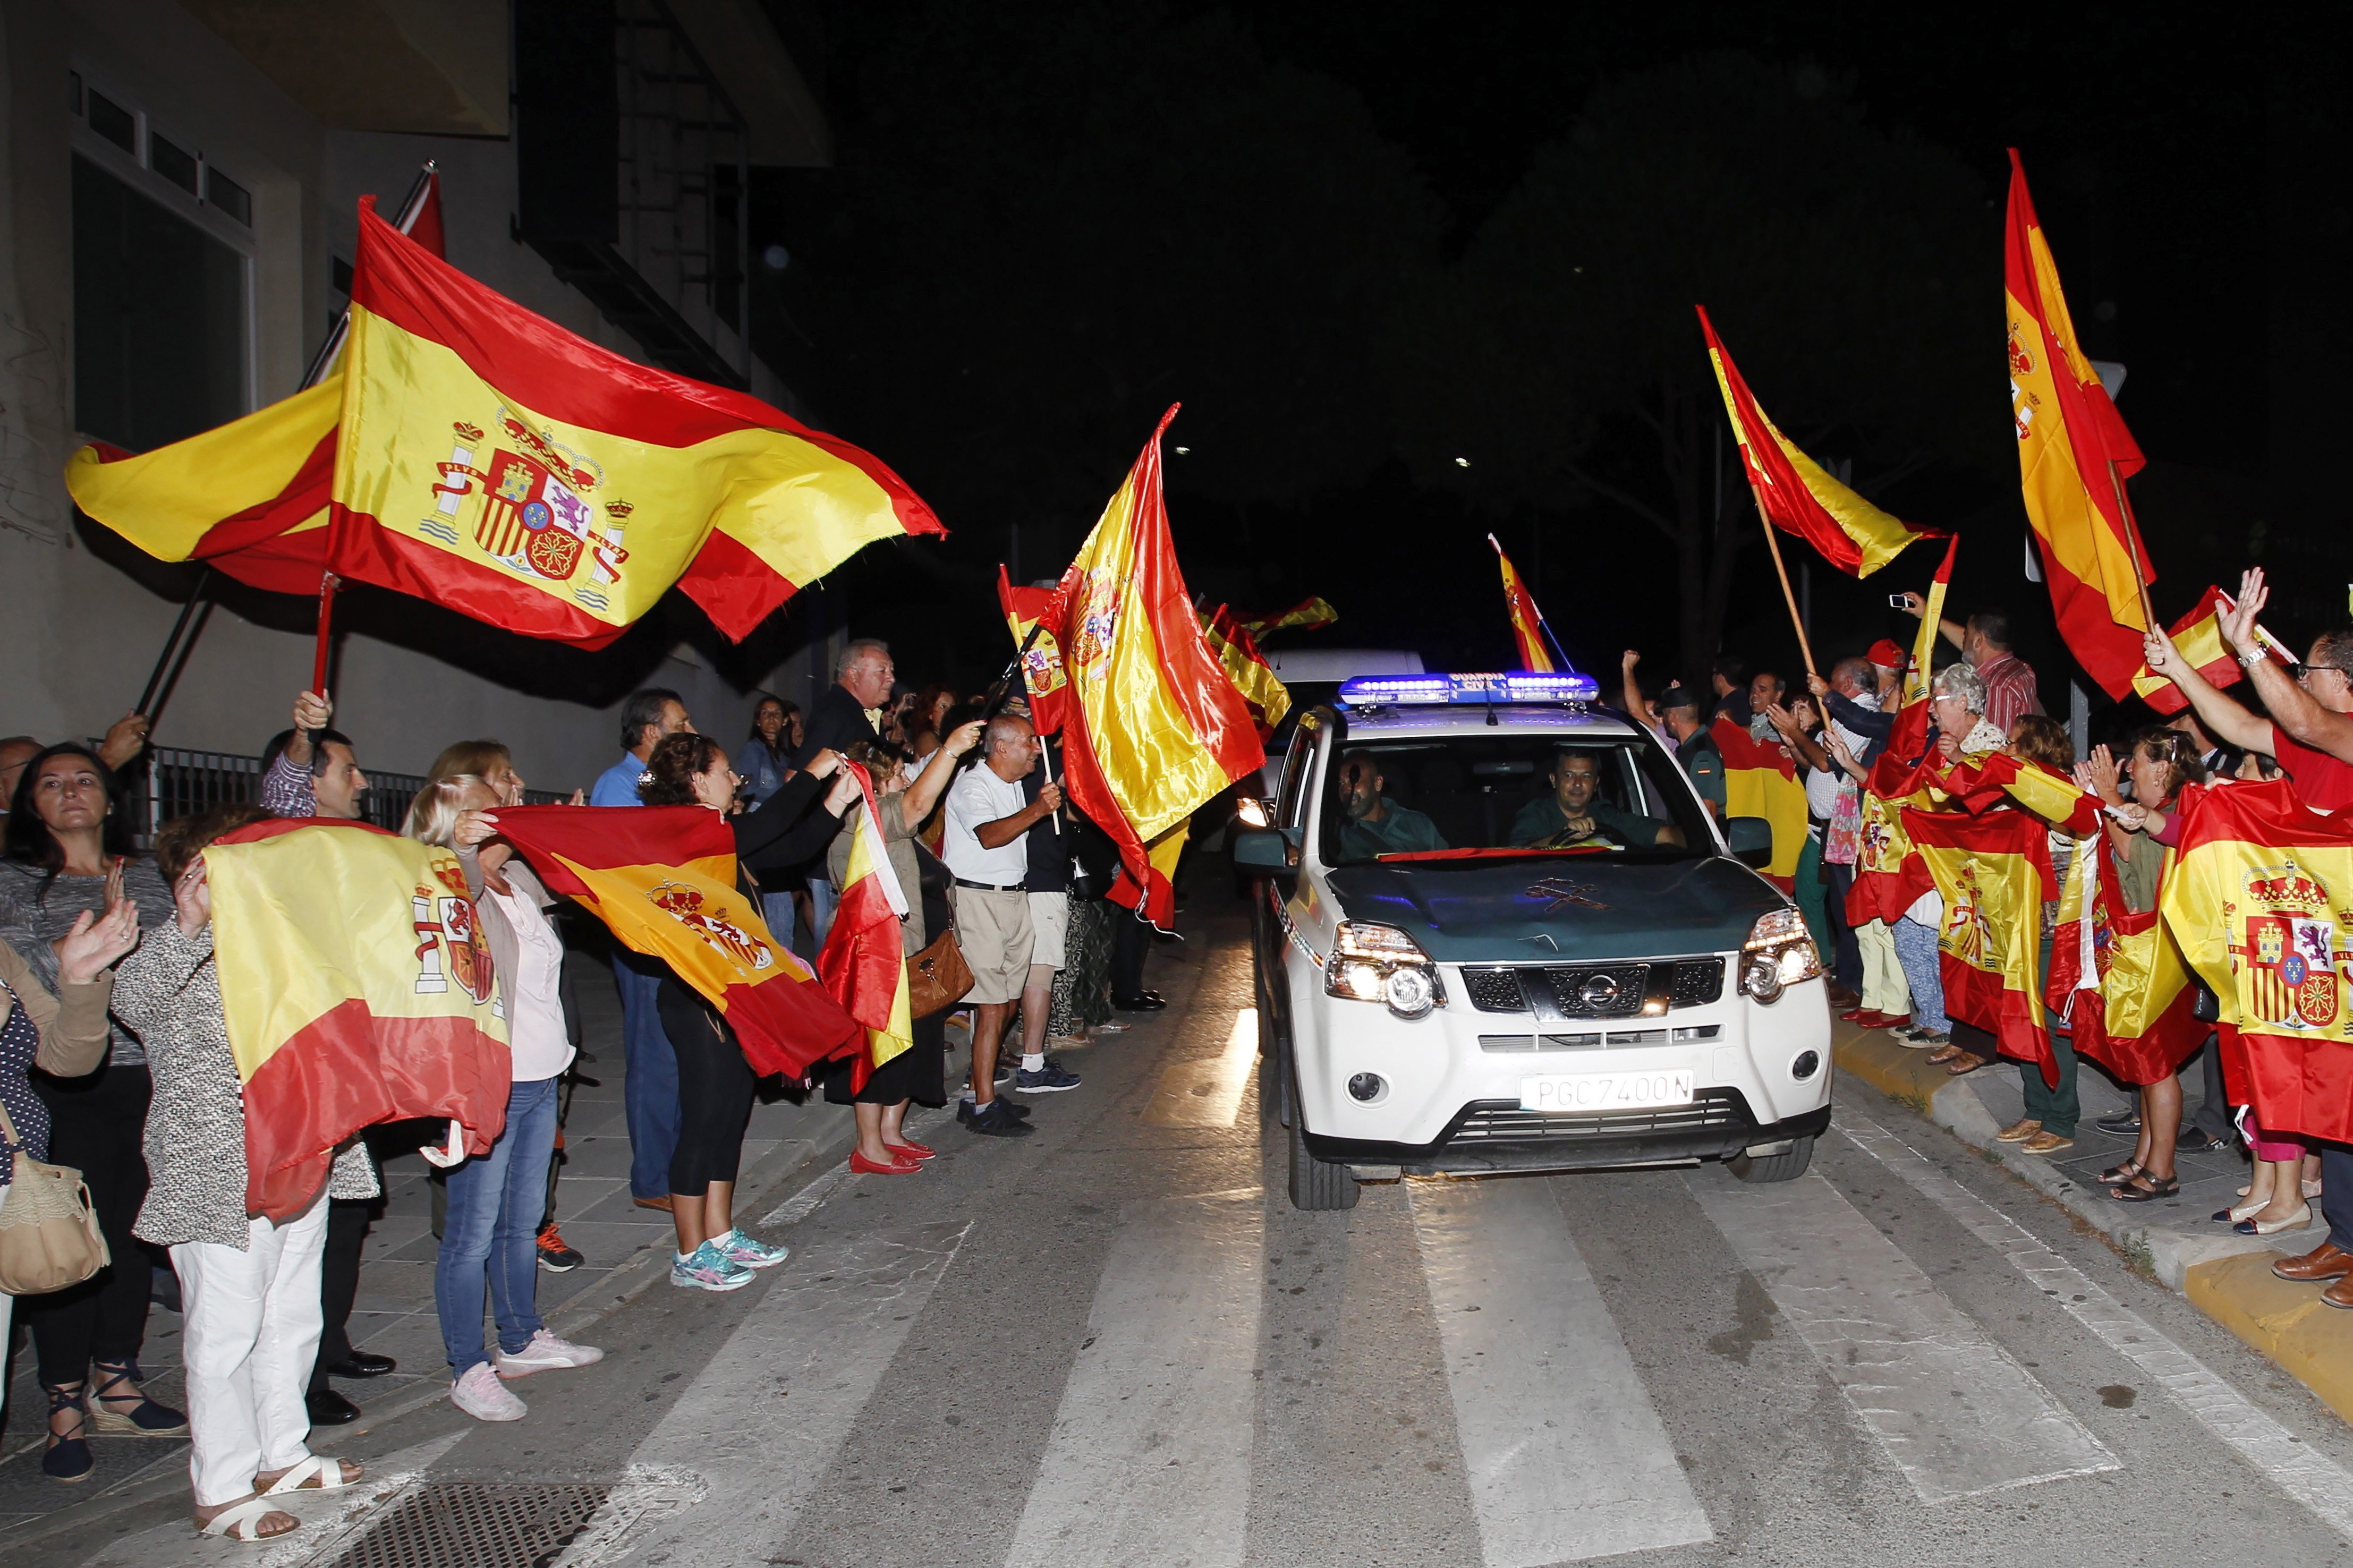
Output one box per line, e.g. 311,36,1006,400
1287,1102,1359,1211
1728,1134,1815,1183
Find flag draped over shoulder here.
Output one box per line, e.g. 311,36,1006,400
1905,804,2060,1086
325,198,941,647
205,820,511,1220
2048,834,2204,1085
2130,586,2290,715
1937,753,2102,836
997,565,1071,736
1489,536,1556,671
1238,596,1336,640
816,765,913,1094
491,804,858,1076
2161,780,2353,1142
1710,714,1808,889
1697,306,1924,577
1042,406,1264,926
1199,604,1292,740
1843,539,1958,927
2007,150,2155,699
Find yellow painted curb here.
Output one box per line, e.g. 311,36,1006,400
2185,1251,2353,1425
1831,1020,1950,1112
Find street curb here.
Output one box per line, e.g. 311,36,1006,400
1834,1018,2347,1426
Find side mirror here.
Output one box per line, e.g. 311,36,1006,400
1233,826,1298,874
1724,816,1775,868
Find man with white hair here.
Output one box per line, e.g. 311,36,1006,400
941,714,1061,1137
795,638,895,945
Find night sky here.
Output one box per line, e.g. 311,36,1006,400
742,3,2346,728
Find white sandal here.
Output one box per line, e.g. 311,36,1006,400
199,1496,298,1541
259,1454,358,1495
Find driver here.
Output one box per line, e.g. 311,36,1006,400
1334,751,1447,857
1510,751,1683,848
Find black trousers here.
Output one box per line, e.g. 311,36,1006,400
309,1197,375,1392
26,1061,155,1385
1111,904,1150,999
659,980,754,1197
2190,1032,2235,1143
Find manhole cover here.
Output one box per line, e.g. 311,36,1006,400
315,1482,609,1568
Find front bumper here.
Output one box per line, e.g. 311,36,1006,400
1302,1088,1833,1175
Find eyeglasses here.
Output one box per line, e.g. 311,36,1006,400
2290,662,2351,683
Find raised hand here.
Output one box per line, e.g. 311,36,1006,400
1805,672,1831,697
2143,624,2184,677
804,747,843,779
293,689,334,732
99,712,151,769
2078,744,2122,806
944,720,985,757
453,808,500,848
1620,649,1641,672
823,770,862,814
172,857,211,935
1895,591,1925,618
57,900,140,984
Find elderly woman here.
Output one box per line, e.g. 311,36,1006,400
407,776,603,1425
1890,664,2008,1067
1,742,185,1480
113,804,370,1541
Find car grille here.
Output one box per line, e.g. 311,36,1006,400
1447,1089,1748,1142
1477,1024,1720,1052
1459,958,1725,1017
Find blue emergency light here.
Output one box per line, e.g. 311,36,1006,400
1337,671,1601,706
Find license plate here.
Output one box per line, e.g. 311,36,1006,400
1519,1069,1695,1113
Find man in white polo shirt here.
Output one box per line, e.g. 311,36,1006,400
942,715,1061,1137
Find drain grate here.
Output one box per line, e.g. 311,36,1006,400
316,1482,611,1568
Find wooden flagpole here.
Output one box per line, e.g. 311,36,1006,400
1736,468,1817,680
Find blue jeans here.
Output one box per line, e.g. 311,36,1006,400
435,1077,558,1377
1891,916,1949,1034
761,890,799,959
613,951,679,1201
805,874,839,950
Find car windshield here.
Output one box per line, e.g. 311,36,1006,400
1318,731,1716,867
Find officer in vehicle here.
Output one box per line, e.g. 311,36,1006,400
1511,750,1684,848
1333,750,1447,857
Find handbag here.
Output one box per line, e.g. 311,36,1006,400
0,1097,111,1296
906,928,974,1020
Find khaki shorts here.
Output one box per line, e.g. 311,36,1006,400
949,885,1033,1004
1026,890,1068,970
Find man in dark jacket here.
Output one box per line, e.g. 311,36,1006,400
793,638,894,943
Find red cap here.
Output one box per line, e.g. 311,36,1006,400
1867,638,1907,668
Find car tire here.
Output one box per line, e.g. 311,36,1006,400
1287,1098,1358,1212
1728,1134,1815,1183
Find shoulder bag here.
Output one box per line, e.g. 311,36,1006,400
0,1096,110,1295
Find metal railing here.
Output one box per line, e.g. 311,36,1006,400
119,746,566,846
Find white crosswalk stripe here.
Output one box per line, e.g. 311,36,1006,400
1004,1190,1265,1568
1411,1175,1714,1566
1684,1164,2118,1502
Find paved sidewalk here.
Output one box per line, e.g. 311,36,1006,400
1834,1016,2353,1424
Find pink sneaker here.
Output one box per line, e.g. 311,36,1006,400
451,1362,526,1421
494,1330,606,1378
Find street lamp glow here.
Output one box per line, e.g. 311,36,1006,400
1454,456,1471,467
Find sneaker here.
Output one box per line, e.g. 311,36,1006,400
994,1059,1016,1085
451,1362,527,1421
964,1099,1035,1137
670,1241,755,1292
2095,1108,2144,1136
1015,1060,1083,1093
958,1096,1030,1124
536,1224,583,1273
494,1330,605,1378
713,1229,790,1270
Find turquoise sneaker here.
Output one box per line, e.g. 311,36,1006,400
670,1240,754,1292
714,1229,789,1270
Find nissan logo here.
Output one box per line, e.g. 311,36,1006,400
1577,973,1622,1010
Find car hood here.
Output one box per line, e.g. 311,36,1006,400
1321,855,1783,963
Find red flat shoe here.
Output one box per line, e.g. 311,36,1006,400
1877,1012,1910,1029
884,1139,937,1160
1839,1008,1867,1022
849,1149,921,1175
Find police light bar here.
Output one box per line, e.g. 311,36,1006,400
1338,671,1601,706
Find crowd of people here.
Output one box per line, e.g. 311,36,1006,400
0,636,1170,1541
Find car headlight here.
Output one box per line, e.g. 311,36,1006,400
1235,796,1272,829
1326,921,1445,1018
1740,907,1822,1003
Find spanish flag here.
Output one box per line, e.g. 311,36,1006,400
2130,585,2290,715
2161,780,2353,1142
1200,603,1292,741
204,820,511,1220
1045,406,1265,926
1239,596,1337,639
2007,150,2156,699
1490,535,1557,671
1937,753,2101,836
490,804,859,1077
997,564,1071,736
1845,774,1931,926
817,765,913,1094
1697,305,1925,577
2048,836,2203,1086
1904,803,2061,1086
1843,541,1956,928
1710,714,1809,889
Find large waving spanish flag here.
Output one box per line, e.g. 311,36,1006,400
491,804,859,1076
2161,780,2353,1142
205,820,511,1220
817,765,914,1095
1490,535,1557,671
2007,150,2155,699
1710,713,1808,889
1904,803,2061,1086
2129,585,2291,715
2048,836,2204,1086
1698,306,1925,577
1200,603,1292,741
1046,406,1265,926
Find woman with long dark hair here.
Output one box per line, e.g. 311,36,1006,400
0,744,185,1481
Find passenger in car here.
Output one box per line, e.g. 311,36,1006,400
1333,752,1447,857
1510,751,1683,848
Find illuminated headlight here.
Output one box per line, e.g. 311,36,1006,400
1740,907,1822,1002
1326,921,1446,1018
1235,797,1271,829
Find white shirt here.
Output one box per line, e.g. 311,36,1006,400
486,883,574,1082
942,763,1032,884
1805,718,1867,821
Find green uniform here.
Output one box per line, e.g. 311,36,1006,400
1337,804,1447,859
1676,732,1727,813
1509,796,1660,848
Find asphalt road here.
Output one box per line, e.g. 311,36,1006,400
40,902,2353,1568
